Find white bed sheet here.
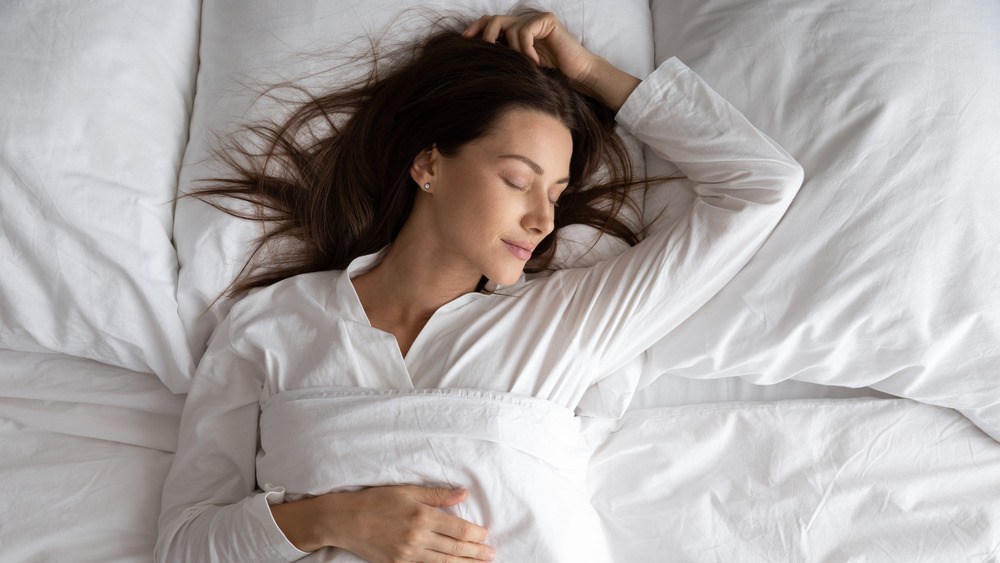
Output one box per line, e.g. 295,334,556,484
0,350,182,561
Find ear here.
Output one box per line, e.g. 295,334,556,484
409,145,438,187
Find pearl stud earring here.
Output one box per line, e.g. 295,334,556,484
423,183,431,190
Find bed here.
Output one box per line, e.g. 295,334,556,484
1,0,998,561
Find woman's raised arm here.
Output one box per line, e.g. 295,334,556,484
466,12,802,391
559,57,804,382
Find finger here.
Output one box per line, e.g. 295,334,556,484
505,25,522,53
481,16,510,44
517,27,541,65
432,511,490,544
406,486,468,508
426,534,497,562
462,15,490,38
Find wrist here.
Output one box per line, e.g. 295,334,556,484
580,56,641,113
271,495,334,553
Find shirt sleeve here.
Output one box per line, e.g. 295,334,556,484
155,313,310,562
554,57,803,383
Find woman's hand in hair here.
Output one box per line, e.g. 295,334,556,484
463,12,594,84
462,12,641,112
271,485,496,562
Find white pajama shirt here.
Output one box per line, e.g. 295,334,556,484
156,57,804,562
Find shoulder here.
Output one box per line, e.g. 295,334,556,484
225,269,346,333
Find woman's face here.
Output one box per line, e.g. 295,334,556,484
418,109,573,286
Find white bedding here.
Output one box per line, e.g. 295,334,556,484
254,388,1000,561
257,388,607,562
0,1,200,393
0,350,182,561
634,0,1000,438
590,398,1000,561
4,356,998,561
2,0,999,561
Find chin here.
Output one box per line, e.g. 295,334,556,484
486,267,524,287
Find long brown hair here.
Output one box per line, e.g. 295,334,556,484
192,15,660,297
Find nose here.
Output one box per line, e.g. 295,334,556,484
522,191,555,236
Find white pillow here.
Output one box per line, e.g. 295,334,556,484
174,0,654,369
640,0,1000,438
0,2,200,392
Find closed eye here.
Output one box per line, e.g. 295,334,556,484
503,174,559,206
549,189,564,208
502,176,528,191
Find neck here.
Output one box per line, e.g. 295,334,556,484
351,211,481,326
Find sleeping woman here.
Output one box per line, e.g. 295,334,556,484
156,11,803,563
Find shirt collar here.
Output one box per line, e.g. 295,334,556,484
332,247,526,321
332,249,387,326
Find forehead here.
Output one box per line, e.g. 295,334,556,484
468,109,573,169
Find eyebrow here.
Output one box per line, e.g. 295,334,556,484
498,154,570,184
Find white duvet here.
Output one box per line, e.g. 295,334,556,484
253,386,1000,562
2,359,998,561
257,388,608,562
590,400,1000,562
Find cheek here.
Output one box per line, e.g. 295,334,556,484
440,175,509,229
449,195,507,248
431,187,492,251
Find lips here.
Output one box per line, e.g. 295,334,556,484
502,240,535,261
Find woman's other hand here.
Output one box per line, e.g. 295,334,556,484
463,12,641,112
271,485,495,562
